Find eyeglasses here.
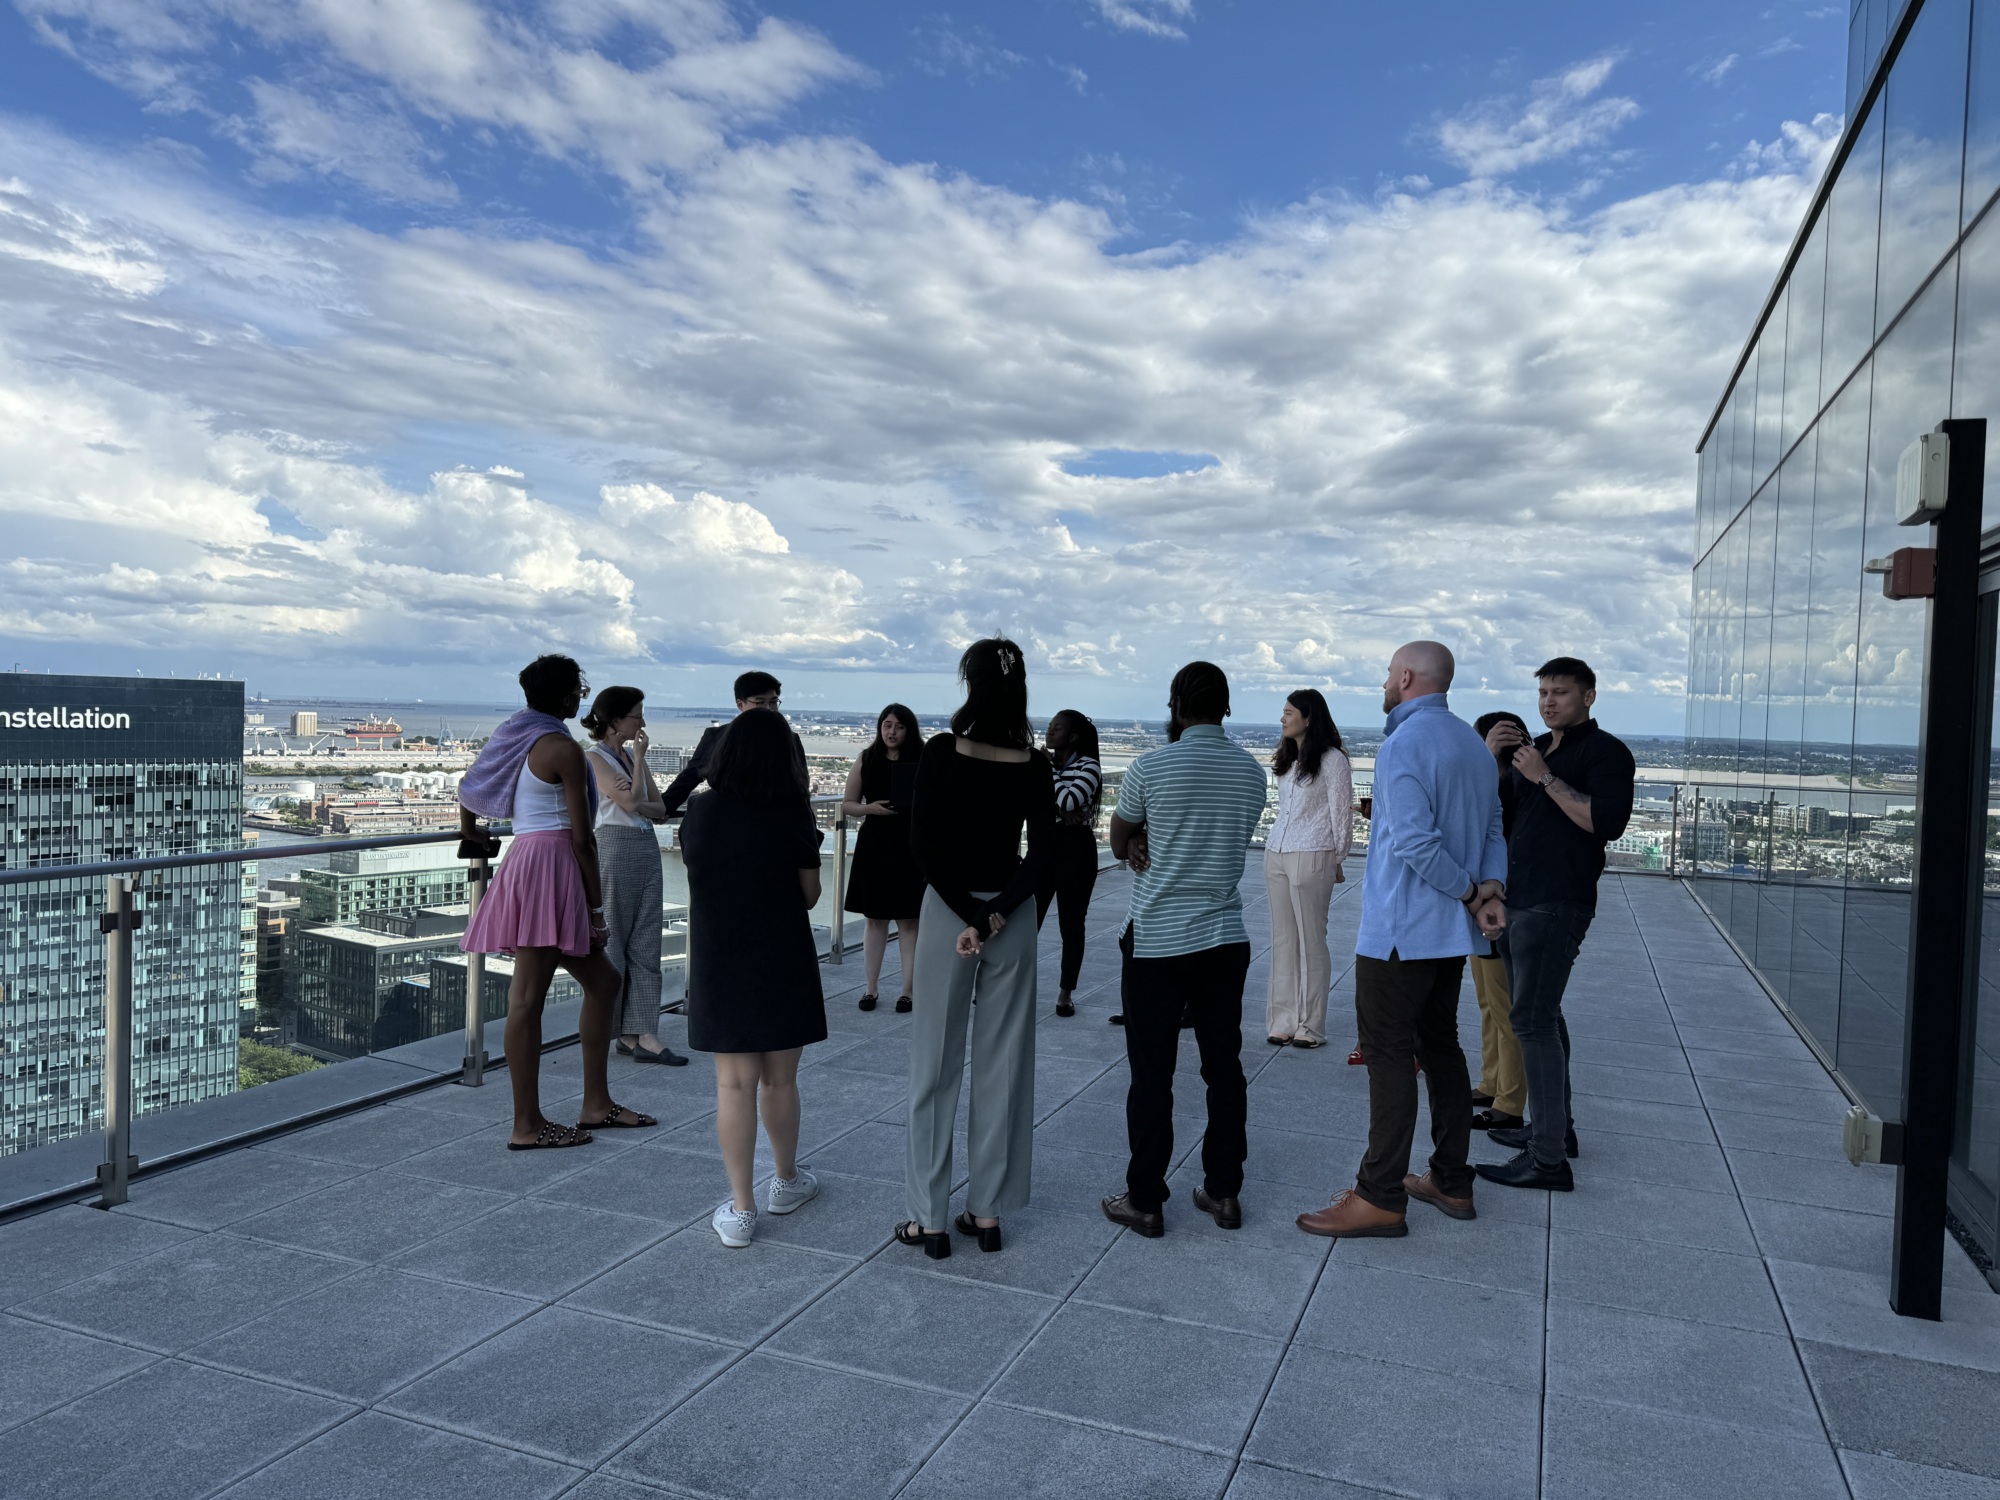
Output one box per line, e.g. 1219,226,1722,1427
744,694,781,710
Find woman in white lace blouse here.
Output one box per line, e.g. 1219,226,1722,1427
1264,688,1353,1047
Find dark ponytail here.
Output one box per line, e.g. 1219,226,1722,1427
581,686,644,741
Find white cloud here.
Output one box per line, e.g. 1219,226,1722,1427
1698,53,1740,86
17,0,864,188
1435,57,1641,179
1089,0,1194,41
0,20,1842,723
229,80,455,203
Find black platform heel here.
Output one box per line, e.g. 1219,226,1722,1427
954,1210,1002,1252
894,1221,951,1259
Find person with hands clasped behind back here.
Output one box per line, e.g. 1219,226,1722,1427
1295,641,1504,1240
899,638,1056,1259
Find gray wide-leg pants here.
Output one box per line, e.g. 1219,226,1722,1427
905,886,1038,1229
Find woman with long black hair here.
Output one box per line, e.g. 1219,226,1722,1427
1036,709,1103,1018
1264,688,1353,1048
841,704,925,1014
898,637,1055,1257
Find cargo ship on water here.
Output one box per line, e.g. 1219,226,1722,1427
341,715,404,743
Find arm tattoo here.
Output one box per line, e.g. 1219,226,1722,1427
1545,776,1595,831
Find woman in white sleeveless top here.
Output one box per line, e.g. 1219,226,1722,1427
582,687,683,1066
1265,688,1353,1048
459,655,658,1149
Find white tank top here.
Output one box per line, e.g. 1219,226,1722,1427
587,743,654,831
511,753,571,833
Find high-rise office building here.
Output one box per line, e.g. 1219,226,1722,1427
1689,0,2000,1260
0,674,244,1156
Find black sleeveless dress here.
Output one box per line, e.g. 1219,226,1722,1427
845,754,925,919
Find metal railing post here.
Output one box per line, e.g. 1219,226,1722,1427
1669,785,1681,879
459,854,491,1086
97,876,139,1208
830,813,848,963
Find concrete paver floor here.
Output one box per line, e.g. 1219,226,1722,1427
2,860,1996,1499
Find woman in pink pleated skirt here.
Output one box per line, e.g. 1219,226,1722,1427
460,654,658,1150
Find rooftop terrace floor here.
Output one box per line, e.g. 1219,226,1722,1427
3,862,1997,1500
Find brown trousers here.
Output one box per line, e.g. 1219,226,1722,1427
1353,952,1474,1213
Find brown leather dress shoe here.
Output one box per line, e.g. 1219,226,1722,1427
1295,1190,1408,1239
1193,1186,1242,1228
1102,1192,1165,1237
1403,1171,1476,1221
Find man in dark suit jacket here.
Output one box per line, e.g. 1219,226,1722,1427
660,671,802,818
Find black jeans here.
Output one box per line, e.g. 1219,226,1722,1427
1353,952,1474,1212
1503,901,1593,1168
1035,824,1100,992
1120,930,1250,1211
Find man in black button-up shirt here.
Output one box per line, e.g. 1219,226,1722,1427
1474,657,1635,1191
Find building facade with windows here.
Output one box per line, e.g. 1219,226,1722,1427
1689,0,2000,1259
297,845,470,926
0,674,244,1156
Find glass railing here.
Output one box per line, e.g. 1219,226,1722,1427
0,795,878,1217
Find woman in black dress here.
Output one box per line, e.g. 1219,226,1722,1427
680,708,828,1248
841,703,926,1013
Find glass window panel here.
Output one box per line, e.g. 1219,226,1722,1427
1754,300,1790,494
1728,360,1758,522
1841,268,1957,1118
1849,0,1872,109
1824,104,1887,400
1758,439,1817,1001
1698,437,1719,561
1783,218,1830,454
1956,595,2000,1244
1878,0,1970,322
1954,218,2000,524
1792,366,1871,1056
1730,491,1780,952
1966,0,2000,222
1709,518,1752,922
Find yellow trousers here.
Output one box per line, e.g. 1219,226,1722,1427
1470,951,1525,1117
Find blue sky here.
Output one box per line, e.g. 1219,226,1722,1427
0,0,1848,731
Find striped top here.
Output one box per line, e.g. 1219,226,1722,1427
1117,725,1269,958
1052,754,1103,827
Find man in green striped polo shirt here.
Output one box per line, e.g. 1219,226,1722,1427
1102,661,1271,1238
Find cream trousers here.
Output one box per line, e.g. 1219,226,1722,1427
1265,848,1342,1043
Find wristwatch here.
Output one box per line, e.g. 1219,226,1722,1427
1537,770,1555,788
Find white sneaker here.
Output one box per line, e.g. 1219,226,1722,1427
712,1200,757,1248
767,1167,819,1216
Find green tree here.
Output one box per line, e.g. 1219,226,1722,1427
238,1039,325,1090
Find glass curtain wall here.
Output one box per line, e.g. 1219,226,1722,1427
1691,0,2000,1251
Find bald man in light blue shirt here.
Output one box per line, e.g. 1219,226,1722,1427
1298,641,1506,1240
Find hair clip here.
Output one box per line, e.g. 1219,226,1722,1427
998,648,1013,675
